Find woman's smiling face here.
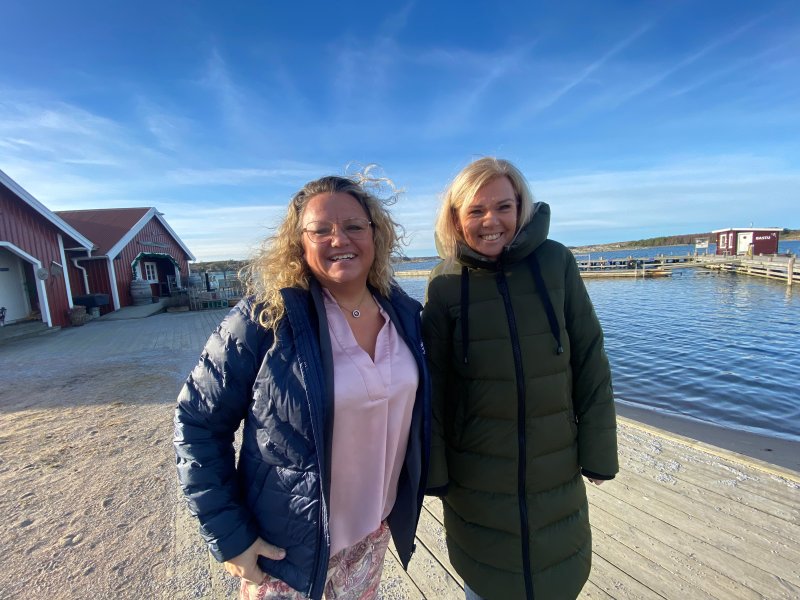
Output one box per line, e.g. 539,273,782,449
301,191,374,291
456,176,519,259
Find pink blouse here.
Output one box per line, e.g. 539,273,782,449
322,290,418,557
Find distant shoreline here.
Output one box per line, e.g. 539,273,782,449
191,235,800,269
397,236,800,262
393,244,702,264
568,242,691,254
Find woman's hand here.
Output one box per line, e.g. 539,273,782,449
587,477,605,486
223,537,286,583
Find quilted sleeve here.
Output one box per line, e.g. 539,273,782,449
173,299,270,561
563,253,619,478
421,276,452,494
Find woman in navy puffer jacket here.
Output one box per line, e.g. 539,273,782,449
174,172,430,600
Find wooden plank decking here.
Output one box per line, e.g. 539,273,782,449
379,419,800,599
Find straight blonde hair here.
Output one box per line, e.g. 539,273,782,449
435,157,536,268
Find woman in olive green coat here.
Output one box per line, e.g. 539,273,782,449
422,158,618,600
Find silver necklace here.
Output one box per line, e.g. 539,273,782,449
336,289,370,318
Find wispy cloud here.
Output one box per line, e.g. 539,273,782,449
379,1,416,38
609,12,774,109
197,47,250,135
667,36,799,99
330,4,417,123
167,165,329,186
0,93,168,171
1,97,121,149
167,203,287,260
505,22,653,126
421,43,535,137
135,98,192,151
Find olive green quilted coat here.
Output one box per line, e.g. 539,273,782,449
422,203,618,599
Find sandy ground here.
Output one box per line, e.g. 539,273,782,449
0,356,173,597
0,311,238,599
1,309,797,599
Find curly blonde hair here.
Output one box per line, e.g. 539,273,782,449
243,167,404,332
436,157,536,268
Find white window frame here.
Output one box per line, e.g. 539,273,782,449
143,261,158,283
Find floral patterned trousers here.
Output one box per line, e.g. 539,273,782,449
240,521,391,600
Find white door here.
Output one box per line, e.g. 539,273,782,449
737,232,753,255
0,248,31,324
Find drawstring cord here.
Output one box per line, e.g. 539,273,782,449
528,253,564,355
460,266,469,364
459,249,563,364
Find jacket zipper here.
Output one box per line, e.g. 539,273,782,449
295,347,327,600
292,346,330,600
310,491,329,599
496,270,535,600
311,371,332,600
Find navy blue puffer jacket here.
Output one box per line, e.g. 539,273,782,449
174,280,430,599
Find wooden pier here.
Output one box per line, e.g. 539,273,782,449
395,269,435,278
394,253,799,284
695,254,799,286
574,255,675,278
379,418,800,599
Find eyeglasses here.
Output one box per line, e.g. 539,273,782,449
302,218,373,244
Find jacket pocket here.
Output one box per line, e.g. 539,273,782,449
567,404,578,438
449,392,469,449
246,461,270,508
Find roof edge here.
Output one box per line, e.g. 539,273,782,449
711,227,783,233
0,168,95,250
107,207,196,261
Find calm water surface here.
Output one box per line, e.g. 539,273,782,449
398,242,800,442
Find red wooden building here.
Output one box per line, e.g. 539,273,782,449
1,167,195,327
56,208,195,311
712,227,782,256
1,169,94,327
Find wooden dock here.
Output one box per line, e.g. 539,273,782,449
393,262,675,279
575,255,684,277
695,254,799,286
379,418,800,599
395,253,799,284
574,253,798,285
395,269,435,278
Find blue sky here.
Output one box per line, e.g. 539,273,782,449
1,1,798,260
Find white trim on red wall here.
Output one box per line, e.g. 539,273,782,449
107,258,121,310
0,241,52,327
58,234,74,309
106,208,196,261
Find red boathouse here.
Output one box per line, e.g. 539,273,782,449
56,208,195,312
712,227,782,256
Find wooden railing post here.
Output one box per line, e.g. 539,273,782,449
789,256,796,287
